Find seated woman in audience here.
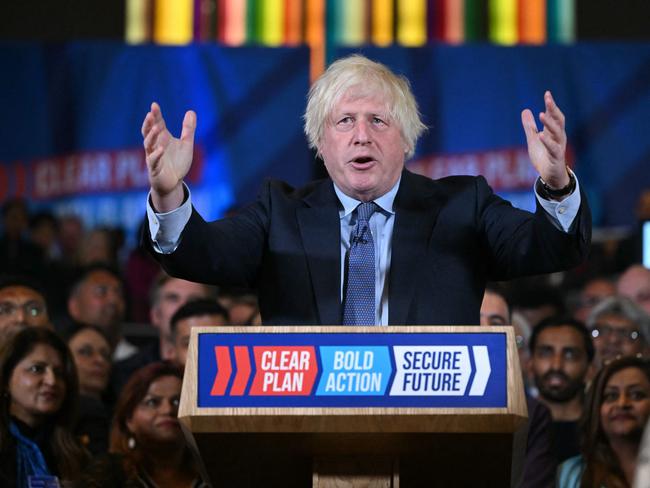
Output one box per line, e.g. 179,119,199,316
63,323,113,456
77,361,207,487
558,356,650,487
0,327,88,486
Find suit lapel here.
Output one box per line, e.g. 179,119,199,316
389,171,442,325
297,180,342,325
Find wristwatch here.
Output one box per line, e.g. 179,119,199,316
536,169,576,199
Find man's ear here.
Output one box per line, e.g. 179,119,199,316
67,296,79,320
525,356,534,378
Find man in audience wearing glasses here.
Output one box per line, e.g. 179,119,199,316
0,275,52,333
587,296,649,369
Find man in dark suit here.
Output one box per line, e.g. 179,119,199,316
141,55,590,326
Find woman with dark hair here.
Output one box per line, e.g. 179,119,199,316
0,326,88,486
78,361,206,487
63,323,113,456
558,356,650,487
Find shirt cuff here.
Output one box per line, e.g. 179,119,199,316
534,171,582,232
146,183,192,254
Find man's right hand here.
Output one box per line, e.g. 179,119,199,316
141,102,196,212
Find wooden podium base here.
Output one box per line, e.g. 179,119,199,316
313,457,398,488
189,432,514,487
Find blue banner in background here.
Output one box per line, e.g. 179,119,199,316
1,42,649,242
0,42,312,246
339,44,650,227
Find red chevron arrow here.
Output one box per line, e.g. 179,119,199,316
210,346,232,396
230,346,252,396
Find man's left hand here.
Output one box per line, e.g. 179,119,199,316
521,91,570,189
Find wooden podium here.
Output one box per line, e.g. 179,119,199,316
179,326,527,487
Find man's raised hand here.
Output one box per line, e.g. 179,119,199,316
141,102,196,212
521,91,570,190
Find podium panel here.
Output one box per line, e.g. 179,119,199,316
179,326,527,487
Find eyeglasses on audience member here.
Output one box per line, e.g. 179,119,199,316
0,300,47,318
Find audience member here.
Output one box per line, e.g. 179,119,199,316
587,296,649,369
123,219,161,323
528,317,594,462
0,327,88,485
63,323,113,456
510,279,568,329
480,286,557,488
572,276,617,323
29,211,60,261
170,299,229,369
481,286,531,380
219,292,261,326
618,264,650,316
0,275,52,333
557,356,650,487
77,362,207,487
78,228,120,268
57,215,84,268
67,264,135,361
150,273,216,361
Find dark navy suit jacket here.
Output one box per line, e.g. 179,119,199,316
144,170,591,325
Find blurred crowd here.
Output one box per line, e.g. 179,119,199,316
0,193,650,487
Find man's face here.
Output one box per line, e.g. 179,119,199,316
0,286,50,331
480,291,510,326
617,266,650,315
590,313,645,365
151,279,210,338
530,326,590,403
319,93,407,202
574,279,616,323
68,270,125,332
173,314,226,368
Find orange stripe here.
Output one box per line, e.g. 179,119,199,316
518,0,545,44
284,0,303,45
306,0,325,82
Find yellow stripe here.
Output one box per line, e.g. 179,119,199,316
397,0,427,46
259,0,285,46
489,0,517,45
154,0,193,45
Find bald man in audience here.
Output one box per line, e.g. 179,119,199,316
149,272,216,360
617,264,650,315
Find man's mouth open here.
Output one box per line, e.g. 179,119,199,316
349,156,376,169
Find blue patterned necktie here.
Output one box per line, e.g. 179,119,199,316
343,202,377,325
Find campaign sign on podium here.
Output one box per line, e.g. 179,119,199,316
180,326,527,487
197,332,505,408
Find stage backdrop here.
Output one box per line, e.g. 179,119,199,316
0,42,312,246
1,42,649,244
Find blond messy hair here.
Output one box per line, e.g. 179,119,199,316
304,54,427,158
